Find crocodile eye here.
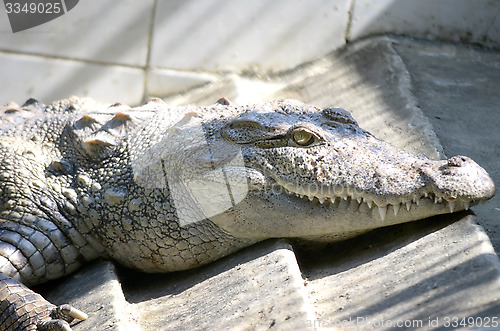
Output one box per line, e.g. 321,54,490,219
293,130,314,146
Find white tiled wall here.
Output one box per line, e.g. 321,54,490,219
0,0,154,66
349,0,500,47
150,0,349,72
0,52,144,104
0,0,499,106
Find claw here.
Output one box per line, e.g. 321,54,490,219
52,304,88,322
68,306,88,321
37,304,88,331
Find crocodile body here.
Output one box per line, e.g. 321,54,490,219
0,97,495,330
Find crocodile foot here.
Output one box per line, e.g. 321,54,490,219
37,304,88,331
0,274,87,330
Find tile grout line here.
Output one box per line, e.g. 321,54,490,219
143,0,158,101
345,0,355,43
0,48,144,70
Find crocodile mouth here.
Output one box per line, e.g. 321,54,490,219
242,159,492,222
254,172,484,221
279,187,473,221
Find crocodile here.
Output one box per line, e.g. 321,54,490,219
0,97,495,330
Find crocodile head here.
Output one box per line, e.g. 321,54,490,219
1,97,495,274
174,99,495,239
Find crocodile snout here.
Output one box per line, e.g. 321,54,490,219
423,155,495,201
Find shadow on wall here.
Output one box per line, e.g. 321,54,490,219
149,0,347,72
347,0,500,48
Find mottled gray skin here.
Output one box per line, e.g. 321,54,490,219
0,97,495,330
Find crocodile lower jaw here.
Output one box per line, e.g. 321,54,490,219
280,187,470,221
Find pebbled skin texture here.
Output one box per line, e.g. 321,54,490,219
0,97,495,329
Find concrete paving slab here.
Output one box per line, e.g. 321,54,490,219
39,261,137,330
37,241,316,330
299,213,500,330
124,240,315,330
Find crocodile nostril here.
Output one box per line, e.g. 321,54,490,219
447,156,468,167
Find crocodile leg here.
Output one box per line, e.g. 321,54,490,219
0,273,87,330
0,216,95,330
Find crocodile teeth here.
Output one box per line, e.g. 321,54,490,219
286,188,462,214
448,200,455,213
393,203,400,215
378,206,388,220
